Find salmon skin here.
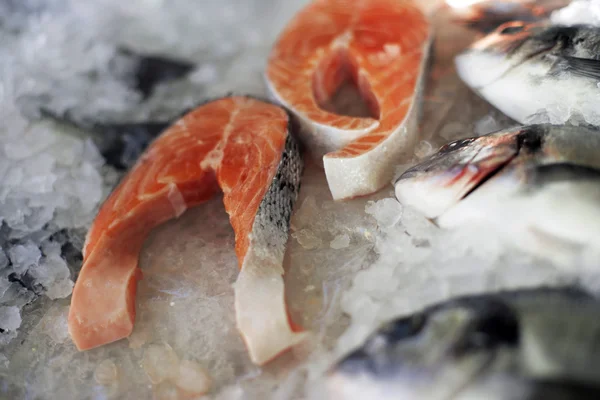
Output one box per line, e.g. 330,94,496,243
265,0,432,200
68,96,307,365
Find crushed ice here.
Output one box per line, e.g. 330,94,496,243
2,0,599,399
551,0,600,26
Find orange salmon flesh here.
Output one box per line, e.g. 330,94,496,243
266,0,432,200
68,96,306,365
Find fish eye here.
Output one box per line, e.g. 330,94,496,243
453,300,519,355
439,138,474,153
439,142,458,152
499,25,525,35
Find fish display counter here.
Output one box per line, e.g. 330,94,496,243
1,0,600,399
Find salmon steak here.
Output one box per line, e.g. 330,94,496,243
68,96,307,365
265,0,432,200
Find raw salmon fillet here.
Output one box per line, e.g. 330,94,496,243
266,0,431,200
68,96,306,365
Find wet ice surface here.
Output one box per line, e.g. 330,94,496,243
551,0,600,25
2,0,600,399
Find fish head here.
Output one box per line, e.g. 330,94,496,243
328,288,600,400
394,129,520,219
327,293,521,399
445,0,570,33
455,22,570,89
456,25,600,123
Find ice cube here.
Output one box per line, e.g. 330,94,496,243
474,114,503,136
3,127,56,160
7,241,41,275
330,234,350,250
0,306,21,332
142,343,180,384
82,138,105,169
414,140,434,159
365,199,402,229
190,64,218,84
39,305,69,343
94,359,119,386
45,279,74,300
30,253,73,299
74,162,103,214
292,229,322,250
0,353,8,370
174,360,212,395
0,248,8,269
291,196,320,231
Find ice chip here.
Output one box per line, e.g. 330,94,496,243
190,64,218,84
0,353,8,370
292,229,322,250
142,343,180,384
474,114,503,136
365,199,402,229
40,305,69,343
0,248,8,269
0,306,21,332
174,360,212,395
414,140,434,159
330,234,350,250
95,359,119,386
7,241,41,275
45,279,74,299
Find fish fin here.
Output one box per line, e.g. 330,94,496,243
40,106,172,170
560,56,600,80
116,47,195,99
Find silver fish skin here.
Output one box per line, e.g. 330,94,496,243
394,124,600,262
445,0,570,33
456,22,600,125
328,287,600,400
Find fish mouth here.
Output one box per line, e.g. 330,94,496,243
394,133,521,219
456,149,517,200
395,125,550,219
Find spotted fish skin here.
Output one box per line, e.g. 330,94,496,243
235,131,308,364
266,0,432,200
328,287,600,400
68,96,306,365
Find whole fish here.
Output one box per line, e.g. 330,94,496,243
456,21,600,125
68,96,306,365
329,287,600,400
266,0,431,200
394,124,600,262
445,0,570,33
